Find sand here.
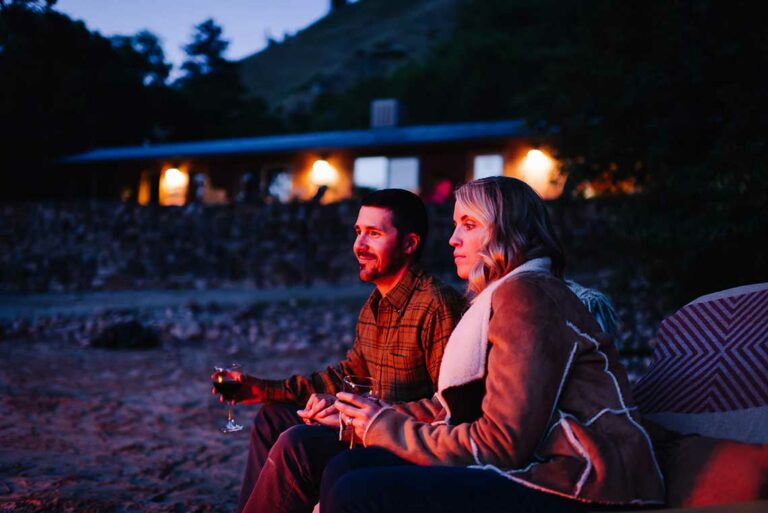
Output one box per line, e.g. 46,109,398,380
0,337,333,513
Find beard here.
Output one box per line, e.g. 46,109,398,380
356,250,406,283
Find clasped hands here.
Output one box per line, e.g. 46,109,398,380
297,392,386,440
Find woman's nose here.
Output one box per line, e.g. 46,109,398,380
448,228,461,248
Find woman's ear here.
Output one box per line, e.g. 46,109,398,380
402,233,420,256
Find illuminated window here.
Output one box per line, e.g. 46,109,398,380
353,156,419,192
354,157,388,189
388,158,419,191
473,154,504,180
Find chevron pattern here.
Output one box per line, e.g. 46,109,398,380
634,287,768,414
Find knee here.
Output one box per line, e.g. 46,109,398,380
323,471,378,513
271,424,317,458
322,449,365,490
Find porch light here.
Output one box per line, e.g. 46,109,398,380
163,168,188,189
521,150,554,179
309,159,338,186
159,167,189,206
520,149,560,199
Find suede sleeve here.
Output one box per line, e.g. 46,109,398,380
391,395,444,423
364,276,576,468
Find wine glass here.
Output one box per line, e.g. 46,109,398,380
340,375,379,448
212,363,244,433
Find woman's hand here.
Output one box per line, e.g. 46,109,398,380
297,393,339,427
334,392,388,440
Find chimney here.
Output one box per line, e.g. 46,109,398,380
370,98,400,128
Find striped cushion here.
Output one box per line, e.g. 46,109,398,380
633,283,768,443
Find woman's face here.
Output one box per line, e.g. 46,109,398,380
449,202,489,280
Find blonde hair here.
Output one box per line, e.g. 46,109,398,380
454,177,565,295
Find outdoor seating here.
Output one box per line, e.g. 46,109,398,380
631,283,768,510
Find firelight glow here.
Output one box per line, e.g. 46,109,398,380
309,159,338,186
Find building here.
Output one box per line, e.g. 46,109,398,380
62,105,564,205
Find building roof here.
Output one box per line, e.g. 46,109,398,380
62,119,529,163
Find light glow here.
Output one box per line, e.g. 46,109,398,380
522,150,554,178
520,149,560,199
159,167,189,206
309,159,338,186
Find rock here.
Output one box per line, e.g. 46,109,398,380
91,320,160,349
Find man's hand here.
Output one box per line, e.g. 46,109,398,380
296,393,339,427
210,370,264,404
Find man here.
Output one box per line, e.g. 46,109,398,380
214,189,464,513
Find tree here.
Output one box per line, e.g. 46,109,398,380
520,0,768,306
302,0,766,305
0,0,56,12
180,18,229,78
173,18,282,140
112,30,172,86
0,7,162,197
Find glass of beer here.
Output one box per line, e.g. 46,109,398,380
339,375,379,448
213,363,244,433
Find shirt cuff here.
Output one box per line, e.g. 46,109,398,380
244,376,293,403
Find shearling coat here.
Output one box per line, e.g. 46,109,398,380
362,271,666,506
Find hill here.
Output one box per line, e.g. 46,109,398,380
238,0,460,112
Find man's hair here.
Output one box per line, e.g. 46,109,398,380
360,189,428,260
454,176,566,294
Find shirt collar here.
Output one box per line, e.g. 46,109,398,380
379,262,423,313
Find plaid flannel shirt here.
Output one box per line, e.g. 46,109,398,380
253,264,465,404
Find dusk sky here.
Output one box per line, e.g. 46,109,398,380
58,0,330,72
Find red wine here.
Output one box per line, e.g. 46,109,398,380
213,379,242,400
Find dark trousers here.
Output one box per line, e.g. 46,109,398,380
320,447,619,513
238,403,346,513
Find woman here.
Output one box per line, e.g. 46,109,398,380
325,177,665,512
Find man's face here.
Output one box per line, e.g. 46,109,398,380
353,206,408,283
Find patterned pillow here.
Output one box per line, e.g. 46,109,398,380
633,283,768,443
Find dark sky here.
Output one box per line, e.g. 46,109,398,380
57,0,330,73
